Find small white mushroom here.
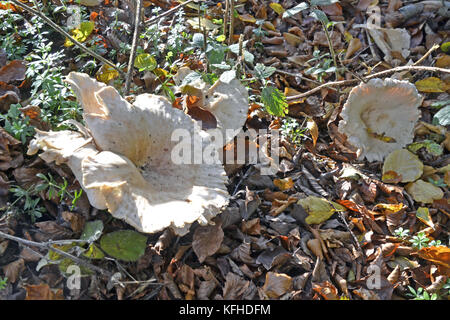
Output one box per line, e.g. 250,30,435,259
338,78,422,162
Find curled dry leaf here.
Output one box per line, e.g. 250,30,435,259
367,28,410,62
382,149,423,183
262,272,293,299
418,246,450,269
2,258,24,283
0,60,26,83
27,72,249,235
192,222,224,263
338,78,422,162
25,283,64,300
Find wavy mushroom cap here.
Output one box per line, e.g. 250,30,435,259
27,72,247,235
338,78,422,162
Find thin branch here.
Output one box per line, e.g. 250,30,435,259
0,230,113,277
9,0,124,77
144,0,195,26
286,65,450,101
125,0,143,95
413,43,440,66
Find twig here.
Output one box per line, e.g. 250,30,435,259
275,69,322,86
286,65,450,101
144,0,195,26
413,43,440,66
228,0,235,46
0,230,113,277
9,0,123,77
223,0,229,39
125,0,143,95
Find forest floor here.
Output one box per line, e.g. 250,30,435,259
0,0,449,300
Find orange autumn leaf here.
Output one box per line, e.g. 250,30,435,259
418,246,450,269
372,203,405,215
312,281,339,300
25,283,64,300
273,177,294,191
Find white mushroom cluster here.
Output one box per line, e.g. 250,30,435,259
27,71,249,235
338,78,422,162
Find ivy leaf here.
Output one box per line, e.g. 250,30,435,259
254,63,276,80
261,86,288,117
282,3,309,19
432,105,450,126
100,230,147,262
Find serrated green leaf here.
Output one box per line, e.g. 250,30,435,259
261,86,288,117
432,105,450,126
282,2,309,19
80,220,103,243
134,53,157,72
100,230,147,262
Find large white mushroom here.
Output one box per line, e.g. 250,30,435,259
338,78,422,162
27,71,249,235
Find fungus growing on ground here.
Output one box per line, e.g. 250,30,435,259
338,78,422,162
27,72,249,235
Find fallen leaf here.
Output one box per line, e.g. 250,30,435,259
298,196,342,225
345,37,362,59
415,77,449,93
418,246,450,269
269,3,285,15
306,118,319,146
64,21,95,47
405,179,444,204
238,14,256,24
312,281,339,300
100,230,147,262
192,222,224,263
382,149,423,183
273,177,294,191
416,207,435,229
2,258,24,283
436,54,450,68
262,272,293,299
96,64,119,83
25,283,64,300
0,60,26,83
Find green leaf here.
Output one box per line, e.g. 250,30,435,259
261,86,288,117
82,244,105,259
310,9,329,25
432,105,450,126
408,140,443,157
254,63,276,80
134,53,157,72
441,42,450,53
80,220,104,243
100,230,147,262
430,99,450,109
64,21,95,47
282,2,309,19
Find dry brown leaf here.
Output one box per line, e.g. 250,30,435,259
262,272,293,299
0,60,26,83
192,222,224,263
25,283,64,300
2,258,24,283
418,246,450,269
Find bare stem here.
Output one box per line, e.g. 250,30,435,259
125,0,143,95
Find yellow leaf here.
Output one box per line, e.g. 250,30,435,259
436,54,450,69
405,179,444,204
186,17,220,31
416,207,435,229
418,246,450,269
273,177,294,191
96,64,119,84
238,14,256,23
269,3,285,15
373,203,405,215
382,149,423,183
298,196,337,225
415,77,448,93
306,118,319,146
64,21,95,47
263,21,276,31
